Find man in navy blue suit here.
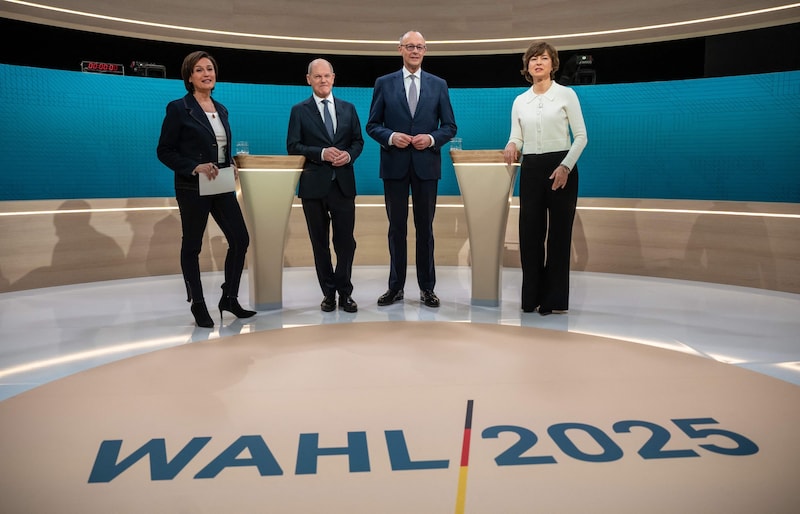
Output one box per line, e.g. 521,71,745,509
287,58,364,313
366,31,457,308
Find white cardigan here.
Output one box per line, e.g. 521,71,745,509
507,81,588,171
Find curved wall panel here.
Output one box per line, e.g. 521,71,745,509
2,64,798,203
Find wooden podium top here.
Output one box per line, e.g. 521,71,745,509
234,155,305,169
449,149,506,164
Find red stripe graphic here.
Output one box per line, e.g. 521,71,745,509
460,428,472,467
455,400,474,513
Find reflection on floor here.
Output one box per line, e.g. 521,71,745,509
1,266,798,401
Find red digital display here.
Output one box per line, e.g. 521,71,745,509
80,61,125,75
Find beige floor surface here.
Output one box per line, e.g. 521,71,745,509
1,267,799,513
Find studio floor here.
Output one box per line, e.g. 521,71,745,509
1,267,799,513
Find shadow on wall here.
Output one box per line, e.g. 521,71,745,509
682,202,777,290
0,266,8,290
124,197,177,276
571,199,785,291
1,198,795,294
6,199,228,293
124,199,229,284
13,200,126,290
502,209,603,272
571,212,589,271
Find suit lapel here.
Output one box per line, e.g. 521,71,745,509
184,96,214,137
416,72,429,114
395,72,412,116
331,99,345,139
304,97,330,139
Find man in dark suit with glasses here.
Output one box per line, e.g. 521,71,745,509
366,31,458,308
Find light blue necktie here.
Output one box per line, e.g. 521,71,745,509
408,75,418,117
322,99,336,180
322,99,335,139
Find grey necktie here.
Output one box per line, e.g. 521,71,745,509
322,99,334,139
408,75,418,117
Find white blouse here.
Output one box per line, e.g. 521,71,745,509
507,81,588,171
206,112,227,164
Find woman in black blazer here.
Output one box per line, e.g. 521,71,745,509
157,50,255,328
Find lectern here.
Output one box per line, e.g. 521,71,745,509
234,155,305,310
451,150,519,306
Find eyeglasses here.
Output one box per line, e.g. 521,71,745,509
401,44,427,52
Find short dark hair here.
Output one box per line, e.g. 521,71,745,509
520,41,560,84
181,51,218,93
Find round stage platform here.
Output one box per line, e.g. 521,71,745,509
1,321,798,513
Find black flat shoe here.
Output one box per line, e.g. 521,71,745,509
191,301,214,328
420,290,440,308
339,295,358,313
320,295,336,312
377,289,404,306
219,296,257,320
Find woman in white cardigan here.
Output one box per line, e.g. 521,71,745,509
503,41,588,315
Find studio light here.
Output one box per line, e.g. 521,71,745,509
130,61,166,78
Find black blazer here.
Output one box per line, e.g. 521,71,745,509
157,93,232,192
287,96,364,199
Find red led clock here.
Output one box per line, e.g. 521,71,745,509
80,61,125,75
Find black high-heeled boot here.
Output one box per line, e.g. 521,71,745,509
219,296,257,320
191,301,214,328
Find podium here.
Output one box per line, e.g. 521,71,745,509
451,150,519,306
234,155,305,310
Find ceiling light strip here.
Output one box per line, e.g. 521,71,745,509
2,205,798,219
5,0,799,46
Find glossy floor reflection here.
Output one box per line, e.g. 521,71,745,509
1,266,799,402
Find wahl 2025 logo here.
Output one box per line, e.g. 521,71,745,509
88,400,758,483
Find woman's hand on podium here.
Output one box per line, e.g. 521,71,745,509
503,143,520,165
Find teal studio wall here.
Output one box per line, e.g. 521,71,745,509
2,63,798,202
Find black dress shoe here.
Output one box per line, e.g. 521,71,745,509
377,289,404,306
339,295,358,313
320,295,336,312
420,290,440,308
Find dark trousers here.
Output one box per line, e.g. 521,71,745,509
383,170,438,291
518,151,578,311
301,180,356,297
176,189,250,303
